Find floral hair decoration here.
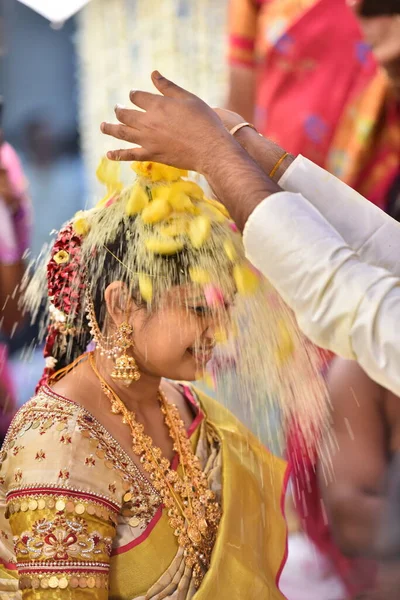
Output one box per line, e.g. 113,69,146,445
25,158,329,456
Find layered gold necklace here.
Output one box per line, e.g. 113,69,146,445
88,352,220,587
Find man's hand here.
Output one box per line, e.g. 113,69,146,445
101,74,282,231
213,108,244,131
101,72,236,175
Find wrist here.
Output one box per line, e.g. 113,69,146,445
232,127,294,182
201,135,281,231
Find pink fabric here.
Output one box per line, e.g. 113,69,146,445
255,0,399,210
0,343,16,438
256,0,377,162
0,143,30,437
0,142,31,264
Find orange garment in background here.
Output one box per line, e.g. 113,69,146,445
228,0,400,210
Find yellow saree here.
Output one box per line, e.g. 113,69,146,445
0,385,288,599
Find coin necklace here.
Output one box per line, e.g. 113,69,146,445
88,352,220,587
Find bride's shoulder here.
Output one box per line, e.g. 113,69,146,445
4,385,80,440
0,385,125,506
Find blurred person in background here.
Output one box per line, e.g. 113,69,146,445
227,0,400,212
0,110,31,444
321,359,400,599
288,356,400,599
21,116,86,258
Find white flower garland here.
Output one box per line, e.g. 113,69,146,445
76,0,228,200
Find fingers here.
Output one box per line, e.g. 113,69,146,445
100,122,140,144
106,147,150,162
114,105,143,129
151,70,189,98
129,90,159,110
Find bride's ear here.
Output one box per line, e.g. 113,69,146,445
104,281,138,327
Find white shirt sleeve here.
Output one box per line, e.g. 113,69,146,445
279,155,400,275
243,190,400,397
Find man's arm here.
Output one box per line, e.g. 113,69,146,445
244,188,400,397
318,358,386,557
101,74,400,396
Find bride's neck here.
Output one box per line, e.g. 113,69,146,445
90,351,163,412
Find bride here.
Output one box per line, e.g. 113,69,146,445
0,159,319,599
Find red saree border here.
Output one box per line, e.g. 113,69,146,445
0,559,17,571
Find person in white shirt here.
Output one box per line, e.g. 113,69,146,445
100,72,400,399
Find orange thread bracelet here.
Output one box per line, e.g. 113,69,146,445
269,151,289,178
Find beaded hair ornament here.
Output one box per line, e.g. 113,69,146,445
24,159,329,455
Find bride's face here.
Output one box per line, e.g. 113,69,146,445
123,284,231,382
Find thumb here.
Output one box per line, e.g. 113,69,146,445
151,71,189,98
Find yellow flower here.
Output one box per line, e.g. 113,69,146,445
233,264,259,295
141,198,172,224
159,219,189,237
145,237,184,255
132,161,188,182
214,327,228,343
170,180,204,200
200,370,215,388
188,216,211,249
204,197,230,218
200,202,225,223
139,274,153,303
275,320,295,365
189,267,211,285
169,192,195,214
53,250,70,265
223,239,236,261
73,211,90,236
126,184,149,216
96,157,123,193
152,186,196,214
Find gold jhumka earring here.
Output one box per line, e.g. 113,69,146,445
110,322,140,386
85,293,140,386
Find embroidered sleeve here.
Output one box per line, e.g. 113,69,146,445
7,487,118,597
0,392,124,597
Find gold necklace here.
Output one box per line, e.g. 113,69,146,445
88,352,220,587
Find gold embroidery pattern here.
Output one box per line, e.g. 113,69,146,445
19,571,108,590
58,469,70,481
2,388,162,531
2,394,72,448
60,434,72,444
74,398,162,529
85,455,96,467
13,514,112,562
6,490,119,526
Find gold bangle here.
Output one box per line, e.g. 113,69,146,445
229,122,257,136
269,151,289,179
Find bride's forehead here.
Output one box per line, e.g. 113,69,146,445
159,284,204,303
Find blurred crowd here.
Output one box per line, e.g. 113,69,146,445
1,0,400,598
